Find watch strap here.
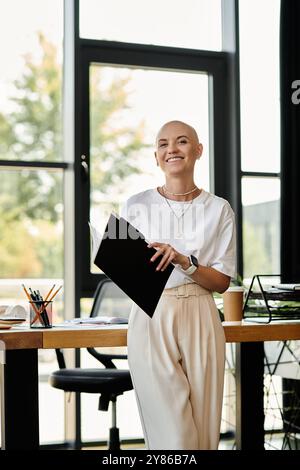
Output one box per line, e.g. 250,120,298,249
181,256,198,275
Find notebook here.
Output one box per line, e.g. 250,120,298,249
65,316,128,325
90,213,174,317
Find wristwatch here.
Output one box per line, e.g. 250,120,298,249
181,255,199,276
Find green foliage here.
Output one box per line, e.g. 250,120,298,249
243,221,272,278
0,33,145,278
230,273,244,286
0,213,41,277
10,33,61,162
0,33,62,223
0,33,62,163
34,220,63,277
90,67,147,195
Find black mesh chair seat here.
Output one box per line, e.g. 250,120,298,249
50,368,132,395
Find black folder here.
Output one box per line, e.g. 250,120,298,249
93,213,174,317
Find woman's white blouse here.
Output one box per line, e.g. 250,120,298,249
121,188,236,289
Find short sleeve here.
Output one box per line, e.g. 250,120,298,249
210,203,236,278
120,200,129,221
120,199,139,226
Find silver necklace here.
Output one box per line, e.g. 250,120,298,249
163,185,198,196
162,187,194,239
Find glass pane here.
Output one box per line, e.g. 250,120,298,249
81,388,143,442
0,0,63,162
80,0,222,51
239,0,281,172
81,350,143,442
79,301,142,441
242,177,280,281
89,65,211,273
0,167,65,446
39,357,65,444
0,168,64,318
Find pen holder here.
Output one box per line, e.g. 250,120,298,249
29,301,52,328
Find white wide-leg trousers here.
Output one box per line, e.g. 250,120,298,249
127,282,225,450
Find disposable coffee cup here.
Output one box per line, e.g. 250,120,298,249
222,286,244,325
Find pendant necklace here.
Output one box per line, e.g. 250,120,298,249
162,186,194,239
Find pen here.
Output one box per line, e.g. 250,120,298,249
30,289,46,327
36,290,50,327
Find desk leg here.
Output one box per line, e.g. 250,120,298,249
1,349,39,450
235,342,265,450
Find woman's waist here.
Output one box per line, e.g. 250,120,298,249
162,282,212,297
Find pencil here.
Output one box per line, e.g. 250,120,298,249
44,284,56,301
41,285,55,327
43,285,63,308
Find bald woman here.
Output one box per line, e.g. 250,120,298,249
121,121,236,450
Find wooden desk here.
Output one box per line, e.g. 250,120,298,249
3,322,300,350
1,322,300,450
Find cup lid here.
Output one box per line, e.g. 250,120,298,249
226,286,244,292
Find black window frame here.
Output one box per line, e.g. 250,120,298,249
75,39,235,296
72,0,242,449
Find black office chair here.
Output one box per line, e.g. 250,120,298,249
49,278,133,450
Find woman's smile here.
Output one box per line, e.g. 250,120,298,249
166,156,184,163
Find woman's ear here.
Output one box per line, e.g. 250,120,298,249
154,151,159,166
197,143,203,159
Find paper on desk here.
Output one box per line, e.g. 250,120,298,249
272,283,300,291
88,222,102,263
65,316,128,325
0,304,27,319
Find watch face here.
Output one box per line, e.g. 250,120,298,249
190,255,199,267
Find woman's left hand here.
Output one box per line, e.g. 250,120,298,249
147,242,188,272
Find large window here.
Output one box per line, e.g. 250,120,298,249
89,64,210,273
0,0,63,162
81,58,213,441
239,0,281,280
242,177,280,278
76,0,230,445
0,0,65,445
4,0,285,450
239,0,287,448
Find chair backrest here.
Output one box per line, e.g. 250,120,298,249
87,278,132,368
55,278,132,369
90,278,132,321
